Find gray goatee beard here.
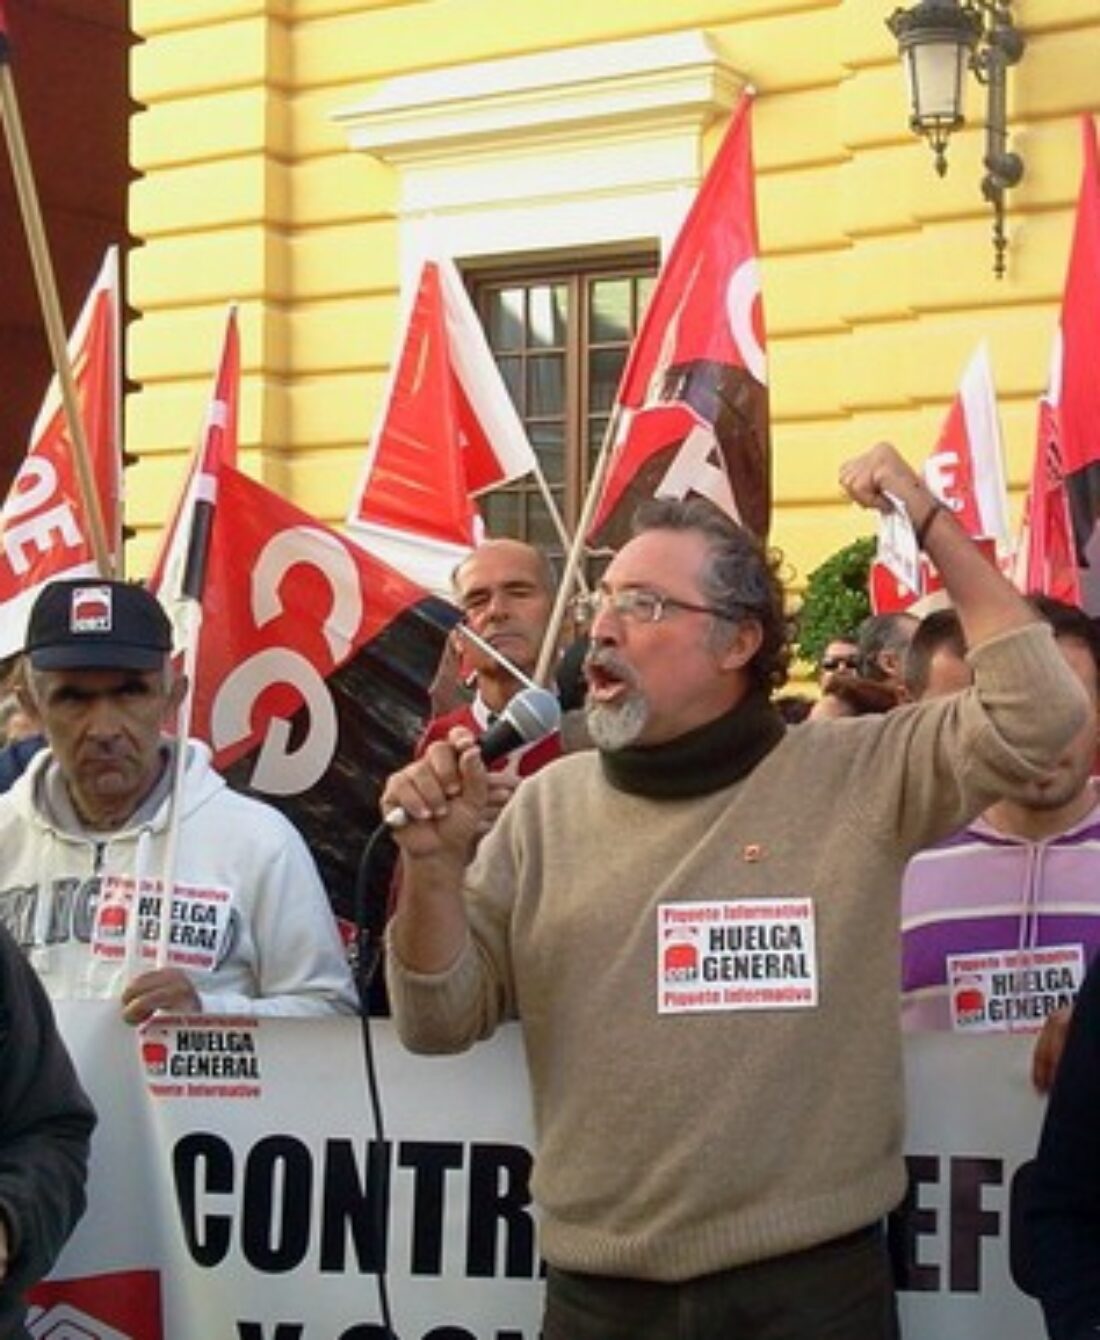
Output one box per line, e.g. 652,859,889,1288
584,646,650,750
586,691,649,750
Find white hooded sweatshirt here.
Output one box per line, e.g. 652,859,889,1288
0,741,356,1016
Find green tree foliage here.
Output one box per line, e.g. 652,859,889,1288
796,536,875,668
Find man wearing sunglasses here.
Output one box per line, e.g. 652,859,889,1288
819,638,860,682
381,441,1089,1340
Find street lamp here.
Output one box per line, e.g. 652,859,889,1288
887,0,1025,278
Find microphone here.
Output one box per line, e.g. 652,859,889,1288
478,685,561,765
385,685,562,828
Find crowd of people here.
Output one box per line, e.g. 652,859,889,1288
2,440,1098,1338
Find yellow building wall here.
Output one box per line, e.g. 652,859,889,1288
125,0,1100,594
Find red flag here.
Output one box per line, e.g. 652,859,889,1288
148,306,240,609
1013,397,1081,604
347,257,537,594
922,342,1012,554
144,315,449,926
1011,118,1100,608
0,248,121,656
871,343,1014,613
436,254,538,494
1056,116,1100,587
184,463,458,924
869,540,999,614
589,92,770,546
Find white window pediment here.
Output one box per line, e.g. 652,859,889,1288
334,31,744,265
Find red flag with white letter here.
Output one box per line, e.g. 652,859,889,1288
922,342,1011,554
148,310,456,920
871,343,1011,612
347,257,538,594
589,92,770,546
177,462,458,923
0,248,121,656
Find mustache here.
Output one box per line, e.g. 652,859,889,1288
584,647,641,690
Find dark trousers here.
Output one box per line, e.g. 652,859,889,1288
542,1225,900,1340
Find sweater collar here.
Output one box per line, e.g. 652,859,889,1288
598,690,786,799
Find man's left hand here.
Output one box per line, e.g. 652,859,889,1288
120,968,201,1025
1032,1006,1073,1093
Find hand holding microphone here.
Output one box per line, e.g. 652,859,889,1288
383,686,561,832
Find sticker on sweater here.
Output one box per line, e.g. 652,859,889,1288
947,944,1084,1033
658,898,817,1014
91,875,233,972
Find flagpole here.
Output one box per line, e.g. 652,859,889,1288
153,424,218,970
527,461,588,592
151,307,239,968
155,598,202,969
105,245,125,574
0,38,113,577
533,408,621,685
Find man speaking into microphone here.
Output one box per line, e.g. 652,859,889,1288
381,443,1089,1340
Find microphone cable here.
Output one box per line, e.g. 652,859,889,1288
349,691,559,1334
352,816,398,1340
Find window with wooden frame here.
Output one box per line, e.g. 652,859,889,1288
470,254,657,566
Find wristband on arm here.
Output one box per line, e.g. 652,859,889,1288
914,499,945,550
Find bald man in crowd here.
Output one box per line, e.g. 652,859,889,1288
418,538,564,810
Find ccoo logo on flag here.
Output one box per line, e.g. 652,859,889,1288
27,1269,162,1340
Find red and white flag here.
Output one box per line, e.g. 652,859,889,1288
923,342,1012,554
589,91,770,547
1013,388,1082,605
1012,116,1100,608
435,255,538,494
173,461,458,926
148,305,240,617
148,306,457,923
347,256,538,594
871,343,1012,612
0,247,121,656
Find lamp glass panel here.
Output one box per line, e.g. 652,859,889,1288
907,39,970,125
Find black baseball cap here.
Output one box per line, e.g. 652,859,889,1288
25,579,173,671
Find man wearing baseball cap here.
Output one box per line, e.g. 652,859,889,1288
0,578,356,1022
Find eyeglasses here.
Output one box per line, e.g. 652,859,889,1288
821,654,861,673
572,588,732,626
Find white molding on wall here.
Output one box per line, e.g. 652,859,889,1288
334,30,744,275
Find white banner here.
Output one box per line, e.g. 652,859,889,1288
894,1032,1047,1338
31,1007,1049,1339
